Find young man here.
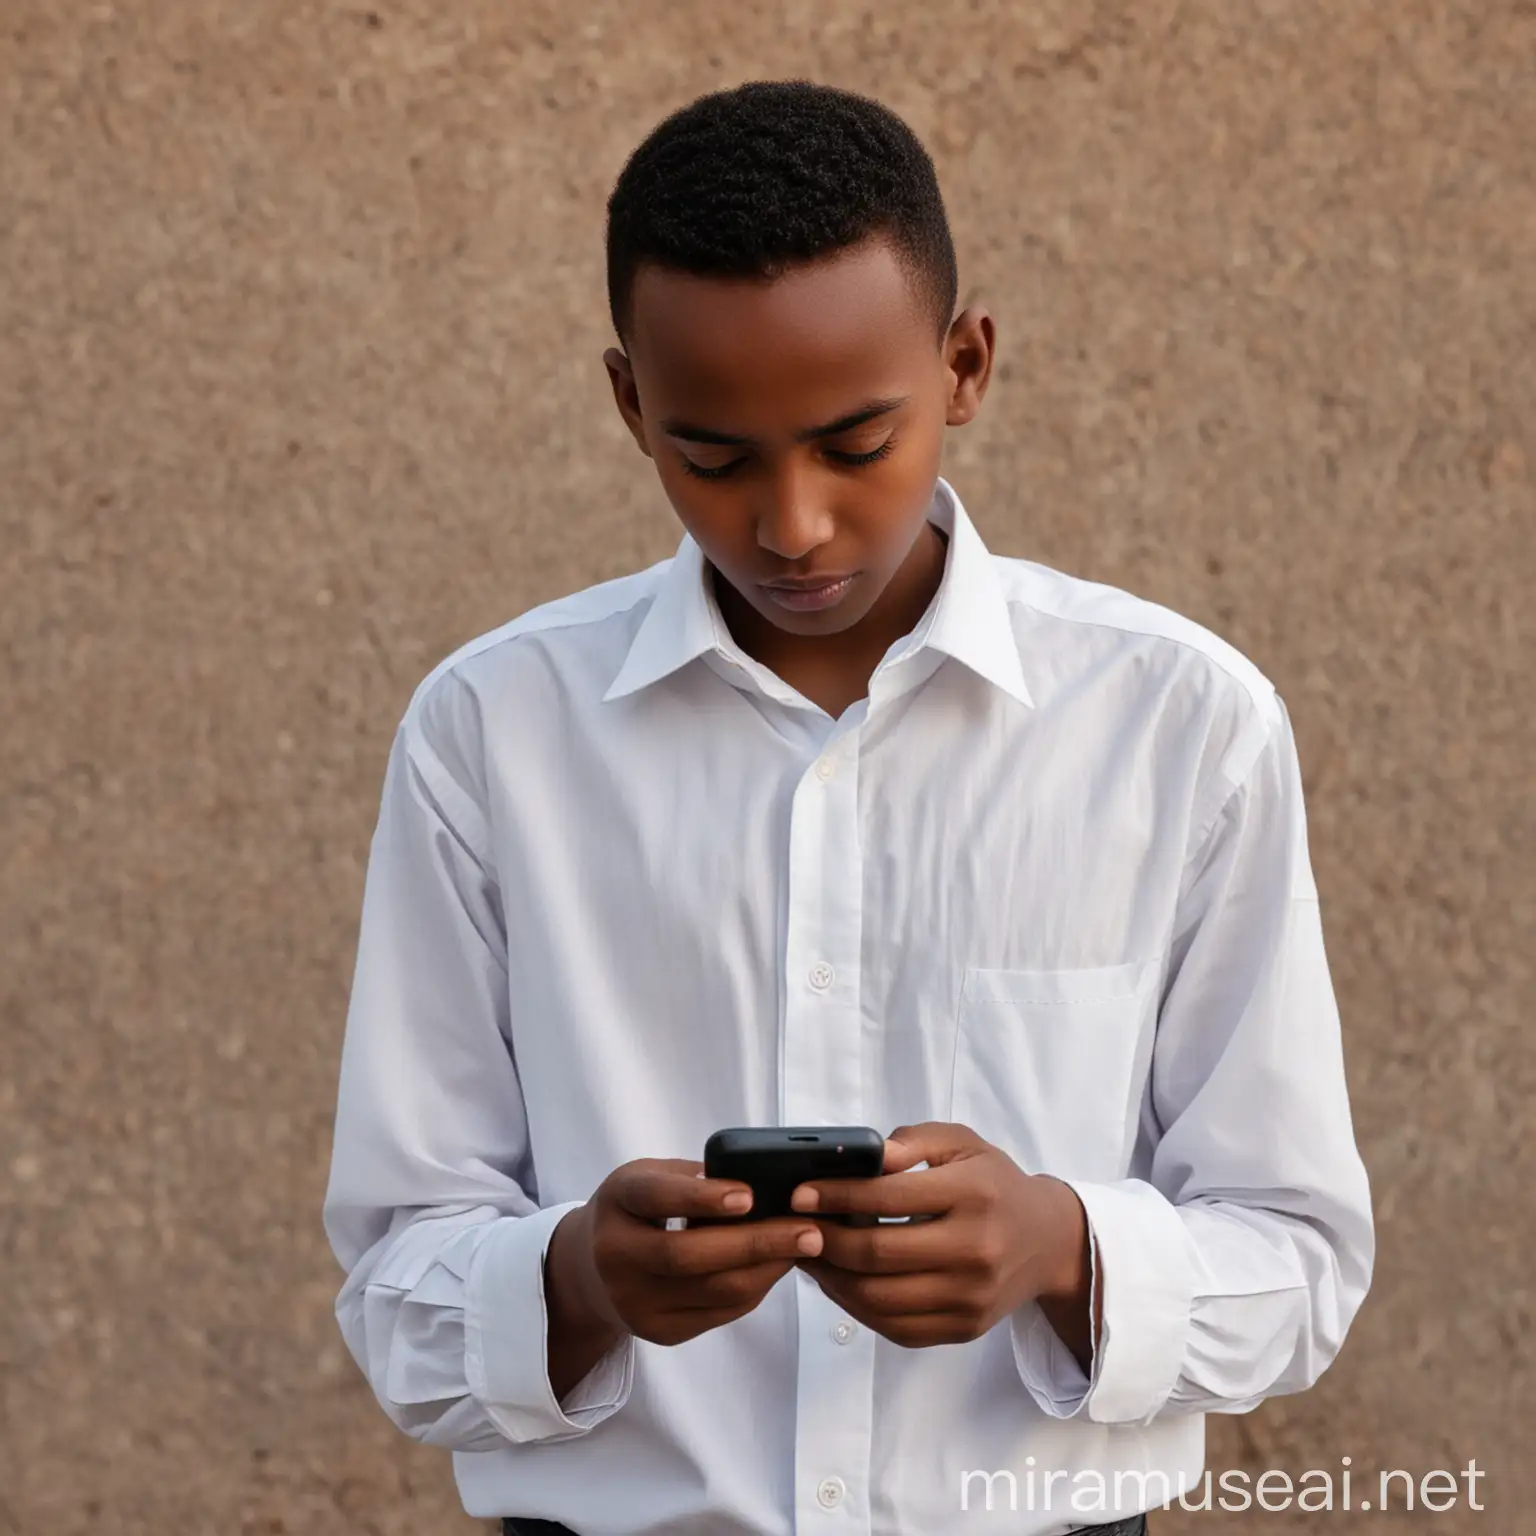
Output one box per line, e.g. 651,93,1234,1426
323,81,1374,1536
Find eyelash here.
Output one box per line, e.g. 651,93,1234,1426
680,440,896,481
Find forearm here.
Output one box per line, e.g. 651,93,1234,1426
1161,1196,1369,1410
1026,1173,1372,1424
544,1204,628,1400
331,1208,525,1451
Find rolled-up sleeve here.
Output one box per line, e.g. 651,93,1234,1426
323,669,634,1449
1013,692,1375,1425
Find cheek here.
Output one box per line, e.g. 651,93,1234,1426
898,415,947,476
653,475,755,564
866,431,947,525
851,422,944,514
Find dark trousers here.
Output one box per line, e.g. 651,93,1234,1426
502,1516,1149,1535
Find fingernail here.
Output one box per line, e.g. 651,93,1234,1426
797,1228,823,1256
791,1187,818,1211
723,1191,751,1213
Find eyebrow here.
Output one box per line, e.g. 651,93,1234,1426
659,396,909,448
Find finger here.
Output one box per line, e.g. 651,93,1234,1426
881,1310,979,1348
613,1163,755,1222
881,1136,927,1174
791,1160,967,1218
811,1214,961,1274
630,1215,824,1278
639,1304,759,1346
671,1256,799,1311
811,1268,960,1314
641,1158,706,1176
885,1121,989,1167
796,1262,965,1326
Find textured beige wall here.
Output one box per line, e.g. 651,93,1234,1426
2,2,1532,1532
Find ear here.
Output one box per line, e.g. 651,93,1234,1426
603,346,653,458
942,305,996,428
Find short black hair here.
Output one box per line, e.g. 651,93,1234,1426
605,80,958,344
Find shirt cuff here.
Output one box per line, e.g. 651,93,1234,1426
1012,1178,1197,1425
462,1199,635,1443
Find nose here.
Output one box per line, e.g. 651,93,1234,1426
753,461,835,562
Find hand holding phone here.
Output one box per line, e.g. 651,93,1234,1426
694,1125,886,1227
549,1153,829,1354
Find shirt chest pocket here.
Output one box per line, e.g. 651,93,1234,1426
948,957,1161,1185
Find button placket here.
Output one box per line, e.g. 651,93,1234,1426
784,730,872,1536
781,736,863,1121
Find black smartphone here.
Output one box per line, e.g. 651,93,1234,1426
694,1125,886,1227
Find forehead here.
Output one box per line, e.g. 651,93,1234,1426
626,238,938,425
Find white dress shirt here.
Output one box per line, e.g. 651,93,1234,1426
323,476,1373,1536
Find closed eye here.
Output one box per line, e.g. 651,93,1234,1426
679,455,746,481
826,440,895,467
678,437,896,479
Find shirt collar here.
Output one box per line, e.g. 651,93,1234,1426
602,476,1033,709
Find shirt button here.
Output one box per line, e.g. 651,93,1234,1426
815,755,837,780
816,1476,846,1509
831,1320,856,1344
808,962,834,991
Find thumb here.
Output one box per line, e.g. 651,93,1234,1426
885,1121,986,1170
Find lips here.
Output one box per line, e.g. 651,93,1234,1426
759,573,860,612
761,574,857,591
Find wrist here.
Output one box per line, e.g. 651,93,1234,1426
1032,1175,1092,1303
544,1203,627,1402
547,1203,624,1338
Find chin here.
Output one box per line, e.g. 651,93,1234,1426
756,592,870,632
